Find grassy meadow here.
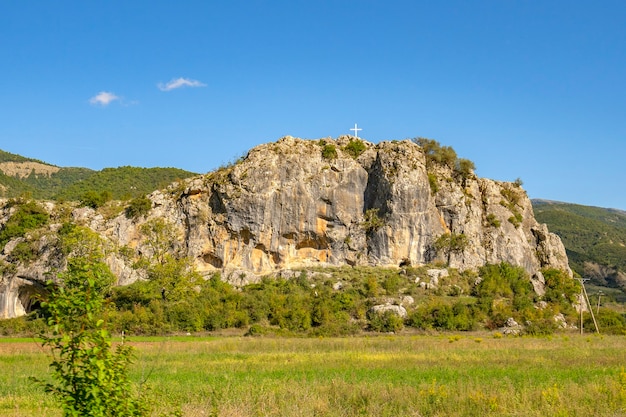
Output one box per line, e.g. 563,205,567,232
0,333,624,416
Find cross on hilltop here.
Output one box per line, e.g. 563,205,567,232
350,123,362,139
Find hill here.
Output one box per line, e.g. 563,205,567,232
0,149,198,200
3,136,624,336
533,200,626,291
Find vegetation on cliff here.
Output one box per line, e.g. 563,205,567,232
1,141,624,338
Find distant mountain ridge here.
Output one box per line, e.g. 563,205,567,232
0,148,198,200
532,199,626,290
0,149,49,165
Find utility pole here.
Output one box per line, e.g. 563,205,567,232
596,290,603,315
576,277,599,334
578,278,586,335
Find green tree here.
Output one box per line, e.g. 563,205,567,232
454,158,475,184
434,232,469,264
80,190,112,209
138,218,200,301
140,218,178,265
413,138,457,169
34,256,147,416
362,208,384,232
125,195,152,219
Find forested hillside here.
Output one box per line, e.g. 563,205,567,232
53,166,197,200
0,149,198,200
533,200,626,290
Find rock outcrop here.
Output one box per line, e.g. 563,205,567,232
0,136,571,318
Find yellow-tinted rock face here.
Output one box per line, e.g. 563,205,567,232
0,136,572,317
167,136,570,280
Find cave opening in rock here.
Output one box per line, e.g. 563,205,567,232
17,281,48,315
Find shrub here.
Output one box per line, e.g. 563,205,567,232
34,257,148,416
321,144,338,160
125,195,152,219
428,173,439,194
474,263,532,300
508,211,523,228
368,310,404,332
342,139,367,159
9,241,37,263
80,190,112,209
500,187,521,207
407,300,478,331
413,137,458,169
542,268,580,307
486,213,501,228
434,233,469,261
362,208,384,232
0,200,49,247
382,274,402,294
455,158,475,182
582,309,626,335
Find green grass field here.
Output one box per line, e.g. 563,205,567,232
1,333,624,416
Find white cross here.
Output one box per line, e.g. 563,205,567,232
350,123,362,139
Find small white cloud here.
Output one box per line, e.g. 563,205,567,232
158,77,206,92
89,91,120,106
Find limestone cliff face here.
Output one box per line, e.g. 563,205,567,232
0,136,571,318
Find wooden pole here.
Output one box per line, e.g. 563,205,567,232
582,282,600,334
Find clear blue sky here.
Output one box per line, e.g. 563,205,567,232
2,1,625,209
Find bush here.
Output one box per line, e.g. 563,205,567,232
382,274,402,294
125,195,152,219
500,187,521,207
585,310,626,334
342,139,367,159
474,263,532,300
542,269,580,307
0,200,49,247
413,137,459,169
454,158,475,182
362,208,384,232
368,310,404,333
434,233,469,263
321,144,338,160
428,173,439,194
80,190,112,209
407,300,478,331
486,213,501,228
9,241,37,263
508,211,523,228
34,257,148,416
524,316,559,335
0,315,46,336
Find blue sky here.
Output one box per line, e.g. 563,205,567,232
1,1,625,209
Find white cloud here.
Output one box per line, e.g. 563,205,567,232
89,91,120,106
158,77,206,92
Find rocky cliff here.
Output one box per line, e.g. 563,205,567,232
0,136,571,318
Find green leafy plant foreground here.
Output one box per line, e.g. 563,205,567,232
32,257,147,417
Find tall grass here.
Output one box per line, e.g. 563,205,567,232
1,334,624,416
